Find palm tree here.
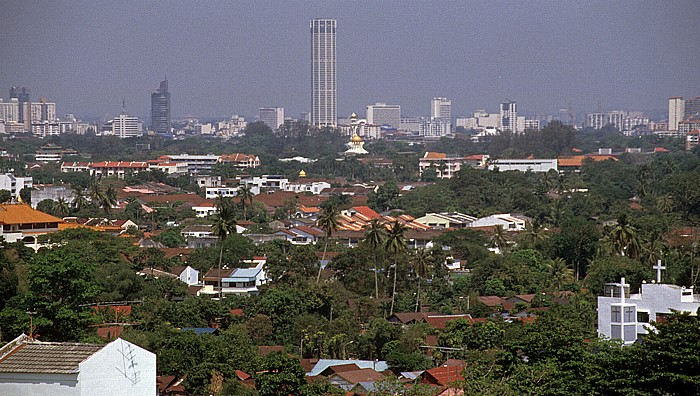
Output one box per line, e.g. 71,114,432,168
237,184,254,221
364,218,387,299
385,220,407,316
608,213,641,259
521,220,548,248
71,185,88,212
316,204,340,283
411,249,432,312
101,184,118,216
547,258,574,290
52,197,70,218
489,225,509,253
656,195,674,213
88,181,103,206
212,197,237,299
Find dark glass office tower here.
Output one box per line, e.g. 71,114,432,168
151,80,171,134
10,87,30,123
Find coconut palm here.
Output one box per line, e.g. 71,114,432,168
364,218,387,299
212,197,237,299
71,185,88,212
316,204,340,283
88,181,103,205
608,213,641,259
489,225,509,253
411,249,432,312
547,258,574,290
101,184,118,216
237,184,254,221
656,195,674,214
52,197,70,218
521,220,548,248
385,220,407,316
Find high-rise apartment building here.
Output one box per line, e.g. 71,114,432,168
685,97,700,121
10,87,30,124
0,99,19,122
669,97,685,131
500,100,518,133
112,113,141,138
366,103,400,127
258,107,285,130
430,97,452,120
311,18,337,128
151,79,171,134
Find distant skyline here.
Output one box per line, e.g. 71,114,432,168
1,1,698,121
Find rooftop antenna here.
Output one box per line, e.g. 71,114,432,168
121,99,126,115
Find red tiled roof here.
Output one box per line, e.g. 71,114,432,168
424,314,472,330
90,161,149,168
424,152,447,159
422,366,464,386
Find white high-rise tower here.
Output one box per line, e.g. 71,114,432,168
669,97,685,131
311,18,337,128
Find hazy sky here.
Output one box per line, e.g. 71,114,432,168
1,1,698,121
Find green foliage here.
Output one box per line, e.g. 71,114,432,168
0,189,12,203
584,256,652,296
254,352,307,396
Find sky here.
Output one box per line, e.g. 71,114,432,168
1,1,698,121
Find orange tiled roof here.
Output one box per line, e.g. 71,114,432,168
423,152,447,159
0,204,63,225
557,155,617,167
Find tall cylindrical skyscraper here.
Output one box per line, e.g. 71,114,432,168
311,18,337,128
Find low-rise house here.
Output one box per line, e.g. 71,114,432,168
414,212,477,229
285,180,332,195
205,187,240,199
274,226,324,245
200,259,268,296
419,152,489,179
306,360,390,377
0,334,156,396
468,214,526,231
192,202,217,218
89,161,149,178
219,153,260,168
138,265,200,286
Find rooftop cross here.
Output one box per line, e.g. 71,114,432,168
653,259,666,284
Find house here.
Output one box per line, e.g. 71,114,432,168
326,368,386,392
200,259,268,296
557,155,618,172
597,276,700,345
0,203,63,250
468,214,527,231
274,226,324,245
284,180,332,195
306,359,390,377
205,187,240,199
414,212,477,229
0,334,156,396
89,161,150,178
192,202,217,218
421,365,464,387
218,153,260,169
139,265,200,286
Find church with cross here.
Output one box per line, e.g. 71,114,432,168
597,261,700,345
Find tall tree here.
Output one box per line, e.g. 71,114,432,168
385,220,407,316
71,185,89,212
411,249,432,312
316,204,339,282
52,197,70,218
364,218,387,299
607,213,642,259
489,225,509,253
211,197,237,299
237,184,254,221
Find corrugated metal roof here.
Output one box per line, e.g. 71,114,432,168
0,340,104,374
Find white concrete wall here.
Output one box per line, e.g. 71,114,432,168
79,339,156,396
0,373,79,395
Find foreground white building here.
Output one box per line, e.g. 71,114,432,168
597,275,700,345
0,335,156,395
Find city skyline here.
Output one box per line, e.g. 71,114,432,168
1,1,698,120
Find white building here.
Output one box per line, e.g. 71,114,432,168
597,275,700,345
205,187,240,199
160,154,221,173
31,121,61,137
0,335,156,396
311,18,337,127
0,174,32,199
500,100,518,133
192,203,217,218
488,158,558,173
112,113,142,138
419,118,451,137
468,214,527,231
523,118,540,131
431,97,452,120
366,103,400,128
217,116,247,137
240,175,289,193
669,97,685,131
0,99,19,122
285,180,332,195
259,107,285,130
194,123,213,135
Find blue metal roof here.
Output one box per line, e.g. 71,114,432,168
222,268,261,282
180,327,218,335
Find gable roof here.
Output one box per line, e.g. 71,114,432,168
332,368,385,384
0,204,63,225
0,335,104,374
422,366,464,386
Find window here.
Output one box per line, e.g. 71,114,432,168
637,311,649,323
611,324,622,339
611,306,621,322
624,307,636,323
